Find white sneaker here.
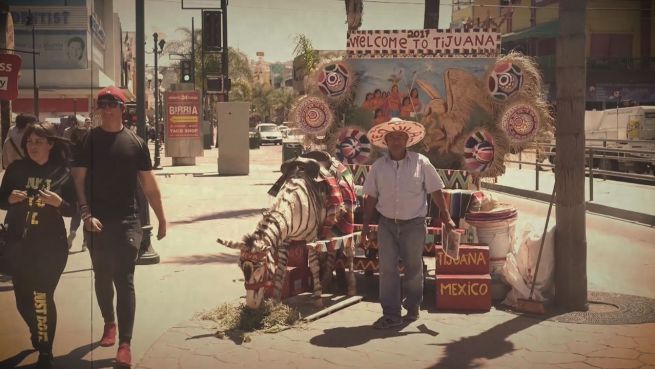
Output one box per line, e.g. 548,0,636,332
67,231,76,250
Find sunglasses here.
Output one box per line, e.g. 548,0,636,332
97,100,123,109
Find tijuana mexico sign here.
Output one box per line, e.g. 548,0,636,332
347,29,501,58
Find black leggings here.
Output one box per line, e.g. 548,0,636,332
11,242,68,354
87,217,142,344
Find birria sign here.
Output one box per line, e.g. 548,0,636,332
166,91,200,139
347,29,500,58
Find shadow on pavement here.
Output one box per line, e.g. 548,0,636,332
0,349,35,368
427,315,541,369
310,323,439,348
162,252,239,265
169,208,264,225
51,341,116,369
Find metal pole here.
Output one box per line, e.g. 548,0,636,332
134,0,159,265
29,11,39,119
221,0,228,102
201,10,205,120
535,147,540,191
153,33,161,169
191,17,195,90
589,148,594,201
136,0,146,139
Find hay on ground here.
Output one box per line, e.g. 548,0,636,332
197,300,300,334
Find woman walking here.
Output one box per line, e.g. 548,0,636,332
0,122,76,369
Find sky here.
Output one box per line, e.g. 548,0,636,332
114,0,453,65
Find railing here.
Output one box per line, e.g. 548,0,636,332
508,140,655,202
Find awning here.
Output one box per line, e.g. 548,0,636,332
502,21,559,43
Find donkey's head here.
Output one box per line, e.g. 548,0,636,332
217,234,272,309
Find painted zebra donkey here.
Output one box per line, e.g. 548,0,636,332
217,152,358,309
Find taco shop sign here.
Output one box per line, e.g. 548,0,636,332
166,91,200,139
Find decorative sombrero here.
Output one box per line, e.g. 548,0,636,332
500,102,540,144
291,96,334,135
335,127,371,164
316,62,353,102
486,61,524,101
463,129,496,173
367,118,426,148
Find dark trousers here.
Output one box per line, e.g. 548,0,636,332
87,216,142,344
11,241,68,354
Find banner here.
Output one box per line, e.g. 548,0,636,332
347,29,500,58
14,30,88,69
0,54,22,100
166,91,201,139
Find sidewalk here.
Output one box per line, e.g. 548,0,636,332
1,145,654,369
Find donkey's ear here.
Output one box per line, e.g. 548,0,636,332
217,238,246,250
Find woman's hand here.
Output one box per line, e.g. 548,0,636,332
8,190,28,204
38,189,63,208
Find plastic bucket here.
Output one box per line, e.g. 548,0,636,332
467,216,517,275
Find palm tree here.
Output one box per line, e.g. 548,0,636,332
252,84,275,122
272,88,297,123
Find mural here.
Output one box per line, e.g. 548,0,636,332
292,30,553,178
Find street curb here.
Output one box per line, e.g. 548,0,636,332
481,182,655,226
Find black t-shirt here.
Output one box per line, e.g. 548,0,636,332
0,159,77,246
74,127,152,222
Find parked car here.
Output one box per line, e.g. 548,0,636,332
255,123,283,145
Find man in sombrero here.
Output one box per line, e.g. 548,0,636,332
362,118,455,329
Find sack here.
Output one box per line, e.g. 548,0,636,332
0,223,10,275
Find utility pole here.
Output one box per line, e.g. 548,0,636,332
555,0,588,311
136,0,146,139
191,17,195,90
135,0,159,265
221,0,228,103
26,10,39,119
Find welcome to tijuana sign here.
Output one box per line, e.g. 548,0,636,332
347,29,500,58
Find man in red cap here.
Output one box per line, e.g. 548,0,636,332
72,86,167,367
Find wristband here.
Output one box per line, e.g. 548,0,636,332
82,213,93,222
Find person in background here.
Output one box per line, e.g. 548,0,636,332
362,118,454,329
72,86,166,368
3,114,38,170
65,117,92,251
0,122,76,369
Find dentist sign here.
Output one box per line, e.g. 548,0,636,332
0,54,21,100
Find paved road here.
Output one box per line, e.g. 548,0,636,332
0,144,653,369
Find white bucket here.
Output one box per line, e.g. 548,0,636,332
468,216,517,275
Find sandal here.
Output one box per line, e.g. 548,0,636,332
372,316,403,329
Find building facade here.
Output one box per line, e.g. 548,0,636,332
7,0,130,118
451,0,655,107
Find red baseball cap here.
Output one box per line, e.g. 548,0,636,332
97,86,126,103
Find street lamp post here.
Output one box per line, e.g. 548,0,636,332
152,33,165,168
26,10,39,119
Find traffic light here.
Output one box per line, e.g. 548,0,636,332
202,10,222,51
180,60,193,83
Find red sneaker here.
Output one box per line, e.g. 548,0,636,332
100,322,117,347
116,343,132,367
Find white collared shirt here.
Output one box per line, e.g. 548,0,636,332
363,151,445,220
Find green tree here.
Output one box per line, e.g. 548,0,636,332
166,27,252,101
252,84,274,122
271,88,297,123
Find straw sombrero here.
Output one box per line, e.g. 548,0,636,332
367,118,426,148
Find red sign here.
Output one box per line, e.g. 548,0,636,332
166,91,200,139
0,54,22,100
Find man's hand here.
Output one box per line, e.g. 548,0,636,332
442,217,456,233
157,221,167,240
84,217,103,232
38,189,63,208
8,190,28,204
